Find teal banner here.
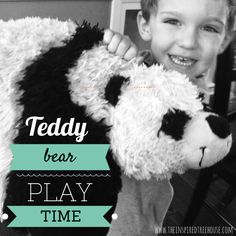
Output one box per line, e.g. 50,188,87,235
10,144,110,171
7,205,111,227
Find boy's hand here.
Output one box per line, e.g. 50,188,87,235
103,29,138,61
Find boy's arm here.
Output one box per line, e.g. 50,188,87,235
103,29,141,62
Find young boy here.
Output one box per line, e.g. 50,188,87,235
104,0,235,93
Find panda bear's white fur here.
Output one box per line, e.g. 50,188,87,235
0,18,232,236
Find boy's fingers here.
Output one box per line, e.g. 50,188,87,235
123,44,138,61
116,36,132,57
103,29,138,61
107,33,122,53
103,29,114,44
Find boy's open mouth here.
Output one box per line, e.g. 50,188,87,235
169,55,197,67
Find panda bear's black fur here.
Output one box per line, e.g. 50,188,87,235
1,23,121,236
105,75,130,106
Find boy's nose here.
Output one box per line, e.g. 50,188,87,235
177,27,198,50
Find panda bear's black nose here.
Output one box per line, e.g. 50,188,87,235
206,115,231,139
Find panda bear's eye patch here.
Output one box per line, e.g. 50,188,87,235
158,109,191,141
105,75,129,106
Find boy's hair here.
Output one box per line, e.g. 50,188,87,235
141,0,236,32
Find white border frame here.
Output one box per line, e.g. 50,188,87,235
110,0,140,33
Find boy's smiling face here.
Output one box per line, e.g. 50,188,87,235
138,0,230,81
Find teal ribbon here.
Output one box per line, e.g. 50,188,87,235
10,144,110,171
7,205,111,227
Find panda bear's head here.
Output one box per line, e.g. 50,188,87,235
68,44,232,180
104,65,231,180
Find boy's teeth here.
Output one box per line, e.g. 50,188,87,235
170,55,195,66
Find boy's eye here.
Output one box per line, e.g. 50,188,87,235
163,19,181,26
201,25,219,33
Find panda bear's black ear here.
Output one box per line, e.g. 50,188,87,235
105,75,129,106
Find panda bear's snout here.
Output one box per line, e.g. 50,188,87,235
206,115,231,139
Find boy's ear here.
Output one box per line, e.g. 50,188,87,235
218,32,233,54
137,11,152,41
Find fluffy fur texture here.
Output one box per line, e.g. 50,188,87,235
0,18,232,236
0,17,77,216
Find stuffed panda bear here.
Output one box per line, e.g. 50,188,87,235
0,18,232,236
